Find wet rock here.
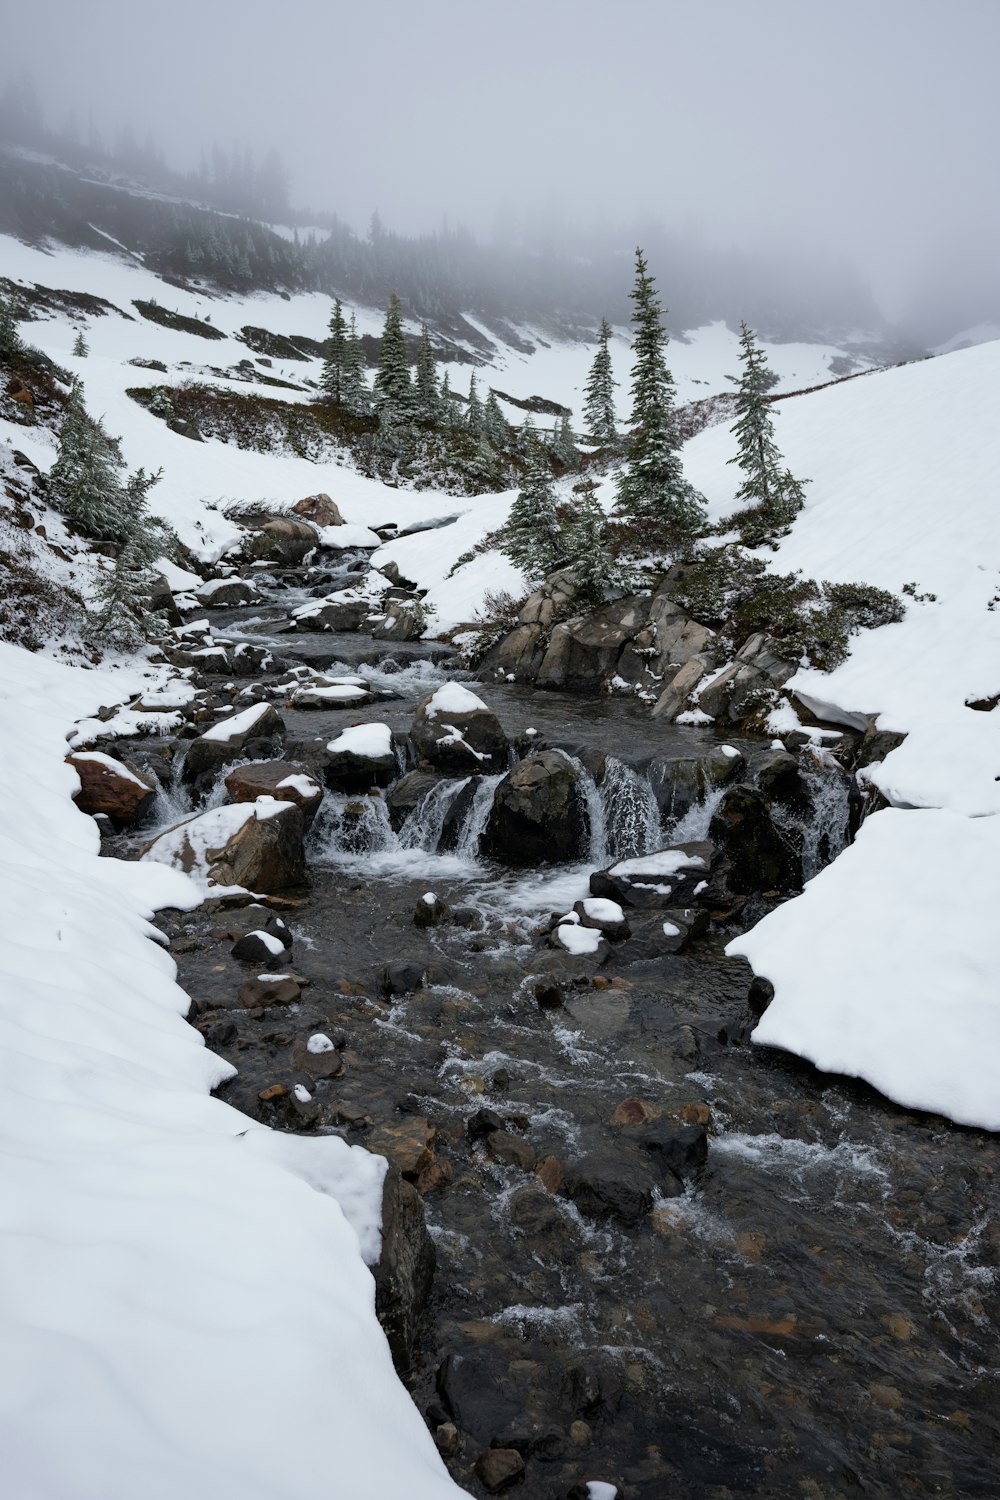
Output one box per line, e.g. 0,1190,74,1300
747,975,775,1019
182,702,284,782
224,760,323,824
292,491,343,527
639,1122,709,1190
534,978,565,1010
142,800,306,893
380,961,425,997
385,770,442,830
324,723,397,791
369,1117,437,1179
572,897,630,940
755,749,812,812
590,841,715,909
434,1423,459,1458
562,1160,654,1224
710,783,802,892
484,751,588,866
474,1447,525,1493
238,974,300,1007
416,1160,454,1195
411,684,508,773
436,1350,526,1444
612,1098,663,1127
617,906,710,961
373,1164,436,1373
291,1031,345,1079
467,1107,505,1141
486,1131,537,1172
414,892,452,928
67,751,156,825
232,929,291,964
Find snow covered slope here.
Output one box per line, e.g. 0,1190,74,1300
0,642,464,1500
683,342,1000,1128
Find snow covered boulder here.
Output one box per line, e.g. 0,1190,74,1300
288,677,374,709
370,599,427,642
141,798,307,893
324,722,398,792
709,784,802,893
292,492,343,527
67,751,156,826
411,683,507,774
572,897,630,940
224,760,324,825
182,702,285,783
590,842,716,909
194,576,262,608
292,597,371,632
483,750,587,866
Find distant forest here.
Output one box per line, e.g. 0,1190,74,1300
0,75,884,345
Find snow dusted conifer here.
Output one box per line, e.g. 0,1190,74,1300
373,290,412,421
341,313,370,415
483,389,509,448
0,288,24,359
501,437,564,580
614,248,705,544
583,318,618,444
90,468,173,646
49,381,131,540
564,489,633,607
72,330,89,358
728,320,808,540
320,298,349,404
465,371,485,436
553,410,578,468
413,325,441,424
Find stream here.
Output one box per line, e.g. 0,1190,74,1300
109,557,999,1500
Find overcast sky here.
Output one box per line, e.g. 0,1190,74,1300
3,0,997,320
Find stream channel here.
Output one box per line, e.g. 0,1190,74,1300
110,550,999,1500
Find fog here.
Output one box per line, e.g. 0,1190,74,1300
2,0,997,342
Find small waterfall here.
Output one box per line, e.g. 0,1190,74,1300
310,792,397,859
565,756,608,867
399,777,471,851
599,756,662,862
798,761,851,882
455,773,504,858
669,783,726,843
147,752,192,831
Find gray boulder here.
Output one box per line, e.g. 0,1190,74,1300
709,783,802,892
483,750,588,866
183,702,284,782
411,684,507,773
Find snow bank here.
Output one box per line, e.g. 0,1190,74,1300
682,342,1000,1128
0,640,463,1499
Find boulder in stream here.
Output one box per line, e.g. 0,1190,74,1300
324,722,397,791
67,751,156,826
411,683,508,773
590,841,716,909
709,783,802,892
182,702,284,782
141,798,306,893
483,750,588,866
224,760,323,825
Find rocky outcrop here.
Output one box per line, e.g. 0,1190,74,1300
483,750,588,866
411,684,507,774
370,599,426,641
694,634,798,721
68,751,156,826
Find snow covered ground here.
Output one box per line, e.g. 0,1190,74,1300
684,340,1000,1128
0,641,464,1500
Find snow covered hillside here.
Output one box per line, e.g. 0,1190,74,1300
682,341,1000,1128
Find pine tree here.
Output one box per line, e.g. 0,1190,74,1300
341,313,370,415
500,439,564,580
373,290,412,422
614,248,705,544
727,321,808,540
0,288,24,359
413,324,441,425
48,381,131,540
552,410,578,468
90,468,173,646
465,371,486,436
320,298,348,404
563,490,634,607
440,370,464,426
72,330,89,358
583,318,618,444
483,389,509,448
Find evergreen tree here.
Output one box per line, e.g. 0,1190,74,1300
90,469,173,646
0,288,24,359
614,248,705,544
373,290,412,421
465,371,485,436
72,330,89,358
500,439,564,580
483,389,509,448
413,324,441,424
728,321,808,539
48,382,131,540
552,410,578,468
563,490,634,607
440,370,464,426
583,318,618,444
320,297,349,404
341,313,370,415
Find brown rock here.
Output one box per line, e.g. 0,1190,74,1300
435,1423,459,1458
224,760,323,823
258,1083,288,1102
238,975,301,1007
869,1383,904,1411
416,1159,454,1195
535,1157,564,1194
369,1117,437,1179
68,751,155,825
612,1098,663,1127
486,1131,537,1171
474,1447,525,1493
292,492,343,527
676,1101,713,1128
